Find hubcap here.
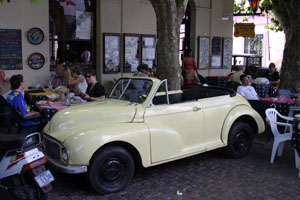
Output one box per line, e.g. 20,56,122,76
101,158,124,182
234,131,249,152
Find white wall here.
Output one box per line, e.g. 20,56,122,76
99,0,156,89
192,0,234,77
0,1,49,88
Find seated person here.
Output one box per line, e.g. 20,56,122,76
229,65,245,84
67,66,88,95
6,74,40,128
0,68,11,97
237,74,269,120
264,63,280,86
51,64,69,89
81,69,105,101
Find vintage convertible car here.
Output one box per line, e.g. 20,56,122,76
42,77,265,194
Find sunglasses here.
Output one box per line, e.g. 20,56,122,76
86,75,91,78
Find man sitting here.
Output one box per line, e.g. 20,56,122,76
6,74,41,129
237,74,269,120
51,64,69,89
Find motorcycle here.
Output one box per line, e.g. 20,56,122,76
0,132,54,200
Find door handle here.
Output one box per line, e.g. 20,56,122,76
193,107,201,111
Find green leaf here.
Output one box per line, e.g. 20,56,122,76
30,0,39,5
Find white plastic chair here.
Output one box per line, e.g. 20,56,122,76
295,150,300,177
265,108,294,164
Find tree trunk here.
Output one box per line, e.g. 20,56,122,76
272,0,300,92
150,0,187,90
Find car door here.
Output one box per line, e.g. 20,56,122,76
144,100,206,163
144,80,206,164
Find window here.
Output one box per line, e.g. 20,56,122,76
244,34,263,55
49,0,96,71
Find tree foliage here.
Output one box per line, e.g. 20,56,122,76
235,0,300,91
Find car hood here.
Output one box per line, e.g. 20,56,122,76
45,99,137,142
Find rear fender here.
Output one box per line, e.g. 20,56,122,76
221,104,265,145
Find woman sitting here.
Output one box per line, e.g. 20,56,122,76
81,69,105,101
67,66,88,95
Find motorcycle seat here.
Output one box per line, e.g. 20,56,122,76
0,134,26,155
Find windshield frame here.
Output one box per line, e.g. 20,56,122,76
108,77,153,103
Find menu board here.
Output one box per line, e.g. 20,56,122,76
141,35,156,69
124,34,140,72
0,29,23,70
211,36,222,68
103,33,120,73
198,36,210,69
222,38,232,69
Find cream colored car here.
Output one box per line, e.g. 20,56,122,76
42,77,265,194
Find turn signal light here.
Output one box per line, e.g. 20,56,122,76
22,157,47,171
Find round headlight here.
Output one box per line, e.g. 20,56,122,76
61,148,68,162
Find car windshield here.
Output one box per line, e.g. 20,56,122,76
108,78,153,103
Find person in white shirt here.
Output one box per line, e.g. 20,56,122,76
237,74,260,100
67,66,88,95
237,74,269,121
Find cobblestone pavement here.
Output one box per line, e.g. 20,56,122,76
2,134,300,200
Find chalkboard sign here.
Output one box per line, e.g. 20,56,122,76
103,33,120,73
198,36,210,69
211,36,222,68
211,36,222,56
222,38,232,69
0,29,23,70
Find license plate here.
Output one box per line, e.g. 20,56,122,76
34,170,54,188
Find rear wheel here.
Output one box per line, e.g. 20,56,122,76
225,121,253,158
88,146,135,194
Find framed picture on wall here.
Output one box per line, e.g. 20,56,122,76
141,34,156,69
198,36,210,69
211,36,222,68
103,33,120,73
124,34,140,73
222,38,233,69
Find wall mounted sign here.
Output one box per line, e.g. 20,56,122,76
103,33,120,73
0,29,23,70
198,36,210,69
222,38,233,69
234,23,255,38
28,52,45,70
27,27,44,45
124,34,140,72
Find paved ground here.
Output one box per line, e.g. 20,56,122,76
1,134,300,200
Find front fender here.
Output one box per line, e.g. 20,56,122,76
221,104,265,145
64,123,151,167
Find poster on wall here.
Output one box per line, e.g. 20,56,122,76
211,36,222,68
76,11,92,40
141,35,156,69
124,34,140,73
0,29,23,70
198,36,210,69
222,38,232,69
103,33,120,73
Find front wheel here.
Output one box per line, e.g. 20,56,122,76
88,146,135,194
225,121,253,159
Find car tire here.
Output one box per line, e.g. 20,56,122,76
87,146,135,194
225,121,253,159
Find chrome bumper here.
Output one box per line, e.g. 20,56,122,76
47,156,87,174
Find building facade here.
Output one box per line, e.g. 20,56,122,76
0,0,234,90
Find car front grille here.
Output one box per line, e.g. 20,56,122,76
42,136,60,161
